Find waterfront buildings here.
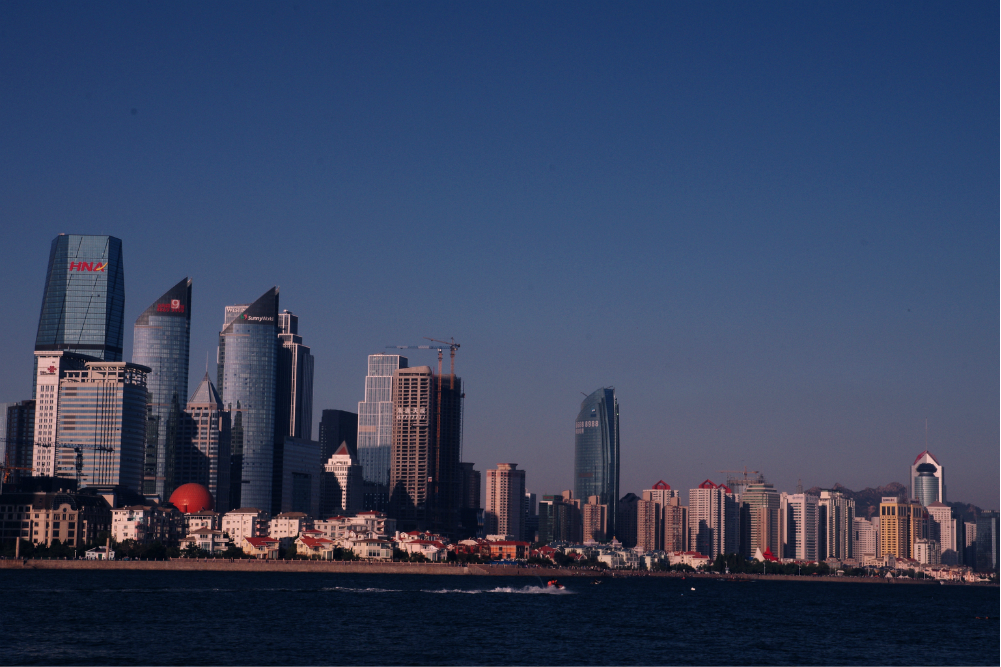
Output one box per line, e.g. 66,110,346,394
975,510,999,573
636,498,659,552
2,401,35,486
853,516,879,558
642,481,681,552
878,496,928,559
323,442,364,516
279,437,321,517
914,538,941,565
574,388,620,537
485,463,525,541
217,287,279,512
740,482,779,559
782,493,818,561
272,310,314,515
539,492,581,543
818,490,855,560
387,366,463,537
925,501,958,564
0,490,111,547
32,351,149,493
175,375,231,512
357,353,408,505
459,462,482,538
221,507,269,544
582,496,608,543
33,235,125,395
689,480,739,559
911,451,945,506
132,278,192,499
110,504,183,545
318,410,358,517
663,497,688,552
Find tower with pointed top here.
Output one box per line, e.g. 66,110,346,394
323,441,364,516
217,287,279,511
175,373,231,512
132,277,192,498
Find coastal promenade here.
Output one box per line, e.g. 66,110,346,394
0,558,985,584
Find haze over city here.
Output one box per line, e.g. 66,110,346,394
1,2,996,509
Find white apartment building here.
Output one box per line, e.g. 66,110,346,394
914,538,941,565
221,508,268,544
925,502,957,564
111,505,182,545
783,493,819,561
853,517,879,557
314,511,395,540
269,512,313,540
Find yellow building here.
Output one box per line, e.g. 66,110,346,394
878,497,927,559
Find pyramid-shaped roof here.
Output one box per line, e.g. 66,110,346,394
188,373,223,407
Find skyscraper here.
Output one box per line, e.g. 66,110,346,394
318,409,358,517
217,287,279,512
689,480,738,559
2,400,35,487
574,387,620,537
783,493,818,561
642,481,680,551
272,310,314,515
910,451,945,506
33,351,149,493
925,501,957,564
357,354,408,496
485,463,525,540
387,365,463,537
323,442,363,516
740,482,779,559
175,373,231,512
34,234,125,395
132,278,192,499
817,489,855,560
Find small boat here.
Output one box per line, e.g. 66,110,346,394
591,579,603,585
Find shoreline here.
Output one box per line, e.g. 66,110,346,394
0,558,991,585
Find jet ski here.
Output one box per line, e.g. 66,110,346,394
547,579,565,590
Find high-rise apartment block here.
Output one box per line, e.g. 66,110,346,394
175,374,231,513
357,354,408,491
925,501,958,564
2,401,35,486
740,482,778,559
689,480,739,559
574,388,620,537
132,278,192,499
641,481,681,552
485,463,525,540
33,235,125,396
582,495,608,543
33,351,149,493
387,366,463,537
853,517,879,558
539,491,581,543
911,451,945,506
818,489,854,560
217,288,279,512
975,511,999,573
782,493,818,561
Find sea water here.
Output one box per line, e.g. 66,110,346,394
1,571,997,665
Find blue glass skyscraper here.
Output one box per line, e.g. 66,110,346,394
132,278,192,499
217,287,278,512
34,234,125,394
574,387,620,537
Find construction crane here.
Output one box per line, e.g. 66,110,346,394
386,337,462,535
717,467,763,495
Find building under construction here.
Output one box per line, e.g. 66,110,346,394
387,366,463,539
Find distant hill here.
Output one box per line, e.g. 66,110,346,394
800,482,984,521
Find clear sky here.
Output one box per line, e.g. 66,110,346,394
2,2,997,509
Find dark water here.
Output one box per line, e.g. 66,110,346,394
1,570,997,665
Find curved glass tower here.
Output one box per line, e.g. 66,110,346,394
574,387,620,537
132,278,192,499
34,234,125,393
217,287,278,511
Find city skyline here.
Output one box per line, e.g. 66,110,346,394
1,3,996,509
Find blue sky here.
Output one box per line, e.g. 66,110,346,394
1,1,997,508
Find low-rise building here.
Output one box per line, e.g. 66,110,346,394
221,508,268,544
85,546,115,560
242,536,279,559
183,510,220,535
346,538,393,560
486,540,530,561
668,551,711,569
269,512,313,544
397,539,446,561
295,535,335,559
1,490,111,548
179,528,230,554
111,504,183,546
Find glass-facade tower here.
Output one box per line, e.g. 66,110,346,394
132,278,191,499
574,387,620,537
357,354,408,486
34,234,125,394
217,287,279,512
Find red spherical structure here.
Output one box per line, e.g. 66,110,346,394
168,483,214,513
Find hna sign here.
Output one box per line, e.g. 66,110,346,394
69,261,108,272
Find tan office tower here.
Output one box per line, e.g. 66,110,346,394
878,496,929,559
485,463,525,540
388,366,463,537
